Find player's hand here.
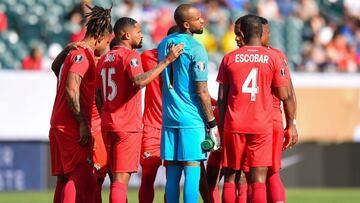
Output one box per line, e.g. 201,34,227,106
66,41,89,51
79,122,91,146
283,125,298,150
165,43,185,63
209,126,221,151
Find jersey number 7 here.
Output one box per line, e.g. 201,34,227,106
242,68,259,101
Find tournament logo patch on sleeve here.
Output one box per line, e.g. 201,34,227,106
196,61,206,71
130,58,139,68
280,68,286,76
74,54,84,63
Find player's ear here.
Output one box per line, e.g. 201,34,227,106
183,22,190,30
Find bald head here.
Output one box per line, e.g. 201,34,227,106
174,4,204,34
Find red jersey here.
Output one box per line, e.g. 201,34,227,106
141,49,162,128
97,46,144,132
51,48,96,129
268,46,291,112
216,46,287,134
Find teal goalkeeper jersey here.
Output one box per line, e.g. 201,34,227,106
158,33,208,128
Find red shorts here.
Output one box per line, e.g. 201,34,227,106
91,119,107,179
49,127,92,176
221,131,246,170
106,131,141,173
271,119,284,172
244,133,272,169
207,150,222,168
140,125,162,166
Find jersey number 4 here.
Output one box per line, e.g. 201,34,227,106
242,68,259,101
100,68,117,101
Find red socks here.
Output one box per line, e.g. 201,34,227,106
53,179,66,203
222,182,236,203
139,165,159,203
110,182,128,203
209,186,220,203
236,184,248,203
62,164,96,203
250,182,266,203
266,172,285,203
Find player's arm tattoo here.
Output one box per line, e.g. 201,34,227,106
217,84,229,134
131,60,168,89
65,72,87,124
195,81,215,122
131,44,184,88
95,87,103,116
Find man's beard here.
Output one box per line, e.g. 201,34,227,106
135,39,143,49
191,28,203,35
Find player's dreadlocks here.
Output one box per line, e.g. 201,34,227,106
84,4,112,41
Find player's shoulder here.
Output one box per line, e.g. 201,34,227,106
267,46,286,58
67,48,88,64
141,48,157,58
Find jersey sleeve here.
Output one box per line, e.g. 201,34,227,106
191,45,208,82
216,57,229,84
125,51,144,79
272,55,288,87
68,50,89,78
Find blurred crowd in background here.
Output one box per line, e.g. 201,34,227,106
0,0,359,73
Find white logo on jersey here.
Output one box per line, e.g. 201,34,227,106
74,54,83,63
130,58,139,68
280,68,285,76
196,61,205,71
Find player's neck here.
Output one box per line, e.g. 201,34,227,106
82,37,97,52
117,41,133,50
245,38,262,46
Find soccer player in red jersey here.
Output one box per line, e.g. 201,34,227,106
137,25,179,203
49,5,112,203
217,14,295,203
96,17,183,203
259,16,298,203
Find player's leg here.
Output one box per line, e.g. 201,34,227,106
222,167,237,203
236,170,248,203
221,132,247,203
267,119,286,203
139,126,162,203
161,127,182,203
247,133,272,203
49,129,66,203
53,176,67,203
183,161,201,203
206,150,222,203
55,127,96,203
109,131,141,203
179,127,207,203
199,161,211,203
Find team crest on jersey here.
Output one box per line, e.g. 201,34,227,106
196,61,206,71
74,54,83,63
280,68,285,76
130,58,139,68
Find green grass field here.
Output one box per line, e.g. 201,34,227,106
1,188,360,203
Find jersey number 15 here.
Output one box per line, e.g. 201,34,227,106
100,68,117,101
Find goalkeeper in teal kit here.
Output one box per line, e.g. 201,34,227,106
157,4,220,203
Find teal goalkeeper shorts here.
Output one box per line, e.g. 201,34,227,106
161,127,207,161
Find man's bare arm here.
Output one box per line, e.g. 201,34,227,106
131,44,184,88
217,84,229,134
66,72,90,145
52,48,71,77
195,81,214,121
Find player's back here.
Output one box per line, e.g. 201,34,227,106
157,33,207,128
141,48,162,128
51,48,96,129
97,45,143,132
218,45,286,134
